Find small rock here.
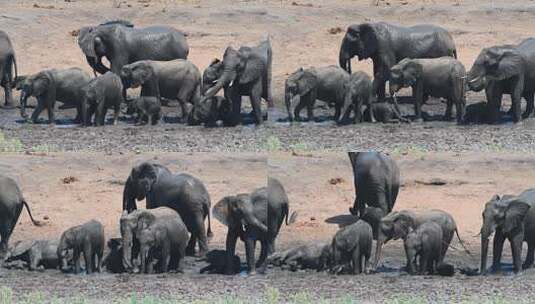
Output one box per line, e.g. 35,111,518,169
61,176,78,184
329,177,345,185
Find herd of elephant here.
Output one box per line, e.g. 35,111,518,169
2,153,535,276
1,20,534,126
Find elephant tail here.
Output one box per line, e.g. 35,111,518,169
205,203,213,239
22,200,43,226
454,228,472,256
11,53,17,84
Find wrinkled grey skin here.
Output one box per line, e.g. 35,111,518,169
57,220,104,274
17,68,91,124
214,179,295,276
331,220,373,274
463,101,490,125
348,152,400,218
404,222,443,275
467,38,535,123
268,242,330,271
0,30,17,107
284,66,349,122
78,20,188,77
200,249,241,274
390,57,466,123
123,162,212,257
101,238,125,273
480,189,535,274
5,240,59,270
339,22,457,102
121,59,201,122
339,71,374,124
188,96,232,127
81,71,123,126
362,102,408,123
0,175,41,259
136,207,189,274
372,209,462,271
127,96,161,125
201,38,273,126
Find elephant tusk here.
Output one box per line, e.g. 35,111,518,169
468,76,480,84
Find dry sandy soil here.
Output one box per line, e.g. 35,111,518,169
0,0,535,152
0,151,534,302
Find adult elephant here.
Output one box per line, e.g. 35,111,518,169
347,152,400,218
467,38,535,123
0,175,41,258
78,20,189,76
122,162,212,256
200,38,272,126
480,189,535,274
339,22,457,102
0,30,17,107
213,177,295,275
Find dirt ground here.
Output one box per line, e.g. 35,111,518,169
0,151,534,302
0,0,535,152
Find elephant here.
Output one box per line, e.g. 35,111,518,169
122,162,212,257
5,240,60,270
463,101,490,125
188,96,232,127
284,65,349,122
362,102,408,123
480,189,535,274
371,209,469,271
330,220,373,274
404,222,443,275
199,249,241,274
127,96,161,125
389,57,467,123
57,219,105,274
0,175,42,258
339,22,457,102
268,242,330,271
0,30,17,107
101,238,126,273
467,38,535,123
78,20,188,77
136,207,189,274
17,68,91,124
267,177,297,255
81,71,123,126
201,38,273,126
120,59,201,122
347,151,400,218
339,71,374,124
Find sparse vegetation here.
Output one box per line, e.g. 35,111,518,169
0,132,23,152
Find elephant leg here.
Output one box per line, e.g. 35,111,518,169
510,233,524,273
83,242,93,274
511,80,523,123
73,249,81,274
186,233,197,256
523,92,534,119
419,253,429,275
31,97,46,123
229,89,242,126
491,232,505,273
194,214,209,257
47,100,55,125
351,246,361,274
294,96,307,122
256,241,268,272
485,83,503,123
334,104,341,122
523,241,535,269
372,72,386,102
225,229,239,275
413,82,424,122
250,81,263,125
3,72,13,107
113,104,120,125
161,242,171,273
95,99,106,126
445,99,453,121
28,250,41,271
245,237,257,274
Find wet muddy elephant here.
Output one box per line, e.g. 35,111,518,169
467,38,535,123
122,162,212,256
480,189,535,274
6,239,60,270
57,220,105,274
339,22,457,102
81,71,124,126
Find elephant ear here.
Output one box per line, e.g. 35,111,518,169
238,53,265,85
485,48,523,80
33,71,52,97
296,69,317,95
213,196,233,226
402,60,423,86
78,26,97,58
358,23,379,59
503,200,531,234
392,213,414,240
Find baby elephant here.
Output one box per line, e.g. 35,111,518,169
404,222,444,275
101,238,126,274
5,240,61,270
200,249,241,274
389,57,466,123
128,96,161,125
331,220,373,274
463,101,489,124
82,71,124,126
268,242,330,271
57,219,105,274
362,102,409,123
188,96,232,127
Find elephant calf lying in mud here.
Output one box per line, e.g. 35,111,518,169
268,242,331,271
200,250,241,274
4,240,62,271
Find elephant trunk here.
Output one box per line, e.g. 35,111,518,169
338,91,353,124
372,234,385,270
202,69,235,102
243,212,268,233
139,246,148,274
339,39,352,74
481,236,489,274
19,90,28,119
467,67,486,92
285,87,297,122
85,56,109,75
